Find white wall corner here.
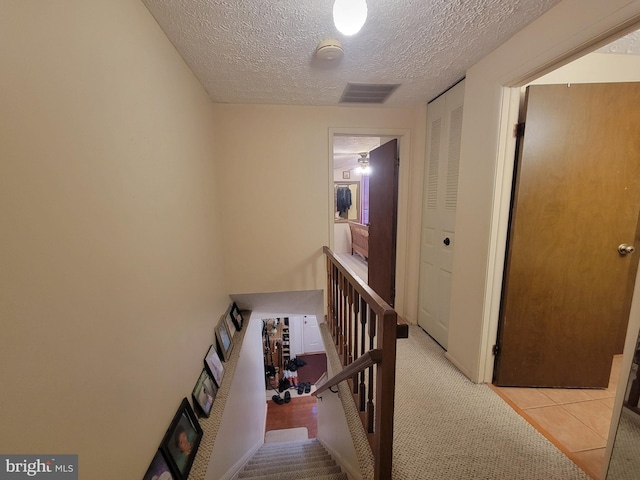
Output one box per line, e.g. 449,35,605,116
217,437,263,480
318,438,363,480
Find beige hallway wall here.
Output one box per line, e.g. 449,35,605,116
212,104,425,323
531,51,640,84
0,1,229,478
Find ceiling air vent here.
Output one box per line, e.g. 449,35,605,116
339,83,400,104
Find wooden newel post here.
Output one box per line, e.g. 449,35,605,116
374,310,397,480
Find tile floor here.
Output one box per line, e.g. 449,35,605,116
491,355,622,480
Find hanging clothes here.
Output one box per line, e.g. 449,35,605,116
336,186,352,215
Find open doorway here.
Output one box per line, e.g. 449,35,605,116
332,134,381,277
331,133,401,305
489,28,640,480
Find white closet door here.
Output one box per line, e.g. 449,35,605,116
302,315,323,353
417,80,465,349
288,317,305,357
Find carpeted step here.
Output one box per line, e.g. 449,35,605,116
237,439,347,480
250,440,326,460
237,464,343,480
238,458,337,478
255,438,322,452
249,447,329,463
302,474,348,480
250,446,327,460
245,452,332,469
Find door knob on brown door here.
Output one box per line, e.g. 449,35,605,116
618,244,635,255
443,238,450,246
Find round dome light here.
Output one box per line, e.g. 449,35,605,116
333,0,368,36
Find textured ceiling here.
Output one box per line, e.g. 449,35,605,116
596,29,640,55
333,135,382,171
141,1,638,168
142,0,563,107
331,28,640,169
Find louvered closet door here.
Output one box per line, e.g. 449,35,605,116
417,80,465,349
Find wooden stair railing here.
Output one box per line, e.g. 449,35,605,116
321,246,398,480
313,349,382,396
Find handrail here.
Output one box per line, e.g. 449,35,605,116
323,246,408,338
323,246,395,314
312,349,382,396
323,246,394,316
323,246,398,480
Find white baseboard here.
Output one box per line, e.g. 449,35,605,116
444,352,478,383
219,404,267,480
219,439,262,480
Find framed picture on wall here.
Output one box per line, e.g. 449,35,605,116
192,368,217,417
230,302,243,331
215,317,233,362
223,306,236,339
159,398,202,480
343,171,350,179
204,344,224,387
143,450,175,480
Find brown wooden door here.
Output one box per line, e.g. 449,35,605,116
495,83,640,388
368,139,399,306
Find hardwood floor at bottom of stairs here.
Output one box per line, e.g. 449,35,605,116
265,395,318,438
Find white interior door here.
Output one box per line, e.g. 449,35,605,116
302,315,323,353
417,80,465,349
288,317,305,357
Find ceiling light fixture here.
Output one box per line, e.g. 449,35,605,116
333,0,368,36
354,152,371,175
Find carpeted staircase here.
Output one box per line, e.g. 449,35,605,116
236,439,348,480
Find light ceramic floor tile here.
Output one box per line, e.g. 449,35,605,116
491,361,622,480
599,397,615,409
539,388,595,404
494,387,556,409
563,400,613,438
526,405,607,452
585,386,617,400
571,448,606,480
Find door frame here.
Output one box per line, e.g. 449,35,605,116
480,23,640,385
328,128,411,318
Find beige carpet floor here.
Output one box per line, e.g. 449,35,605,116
390,326,590,479
607,407,640,479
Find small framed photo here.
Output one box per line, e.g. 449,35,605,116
192,368,217,417
223,307,236,340
215,317,233,362
204,344,224,387
160,398,203,480
230,302,243,331
342,171,350,179
143,450,175,480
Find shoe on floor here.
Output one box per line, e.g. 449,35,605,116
284,391,291,403
297,384,304,395
272,394,284,405
304,382,311,394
